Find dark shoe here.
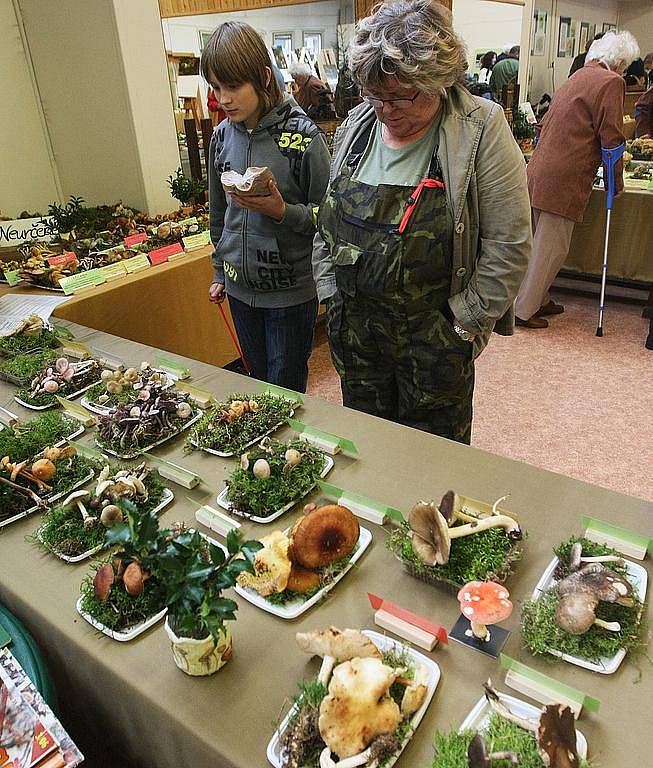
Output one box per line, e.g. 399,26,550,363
515,315,549,329
536,300,564,316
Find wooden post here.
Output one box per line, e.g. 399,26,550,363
200,118,213,177
184,118,203,181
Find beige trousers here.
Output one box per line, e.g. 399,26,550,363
515,209,576,320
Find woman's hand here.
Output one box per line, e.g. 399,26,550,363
209,282,225,304
229,179,286,221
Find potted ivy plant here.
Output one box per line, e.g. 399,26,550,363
158,528,262,676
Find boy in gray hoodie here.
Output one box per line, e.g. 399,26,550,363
202,22,330,392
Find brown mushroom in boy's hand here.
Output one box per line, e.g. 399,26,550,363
467,733,519,766
295,626,381,684
457,582,513,641
408,499,521,566
318,656,402,761
62,489,96,530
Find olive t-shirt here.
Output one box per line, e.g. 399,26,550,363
353,112,442,187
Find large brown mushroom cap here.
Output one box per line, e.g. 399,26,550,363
286,563,321,593
557,563,633,605
291,505,359,569
93,563,115,601
295,626,381,663
408,501,451,566
554,592,599,635
537,704,579,768
318,657,402,759
123,561,146,597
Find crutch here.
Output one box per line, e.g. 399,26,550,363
596,142,625,337
211,297,251,374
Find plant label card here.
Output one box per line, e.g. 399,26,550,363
58,269,105,295
183,231,211,250
98,262,128,282
3,269,21,286
55,396,96,427
148,242,184,265
155,355,191,379
174,381,214,408
124,232,149,247
47,252,77,267
368,593,447,650
0,405,19,427
123,254,151,273
582,516,651,560
61,340,94,359
177,216,198,227
288,418,358,456
449,614,510,659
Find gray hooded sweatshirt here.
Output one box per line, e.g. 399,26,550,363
208,97,330,308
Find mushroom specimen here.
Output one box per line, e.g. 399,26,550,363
318,657,403,761
567,541,624,571
483,680,580,768
457,581,513,641
467,734,518,767
296,626,381,684
236,530,293,597
291,505,360,570
554,562,633,635
26,357,99,400
61,489,97,530
408,496,521,567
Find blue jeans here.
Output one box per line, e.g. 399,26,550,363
227,296,318,393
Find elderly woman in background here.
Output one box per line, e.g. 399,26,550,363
289,61,336,120
312,0,531,444
515,31,640,328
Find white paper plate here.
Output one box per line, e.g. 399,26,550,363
38,487,175,562
189,410,294,457
267,629,441,768
96,410,201,459
15,378,101,411
530,556,648,674
76,596,167,642
234,525,371,619
459,692,588,758
0,470,95,529
80,369,177,415
217,454,334,524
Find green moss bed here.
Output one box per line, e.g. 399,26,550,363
225,440,326,518
432,713,589,768
79,566,165,632
280,644,415,768
521,537,647,664
0,452,96,525
0,412,79,461
36,469,166,558
0,328,60,357
16,363,101,407
186,391,295,455
386,520,522,590
0,350,59,386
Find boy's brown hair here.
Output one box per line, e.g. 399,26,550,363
200,22,283,116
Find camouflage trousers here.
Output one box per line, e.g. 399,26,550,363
327,292,474,444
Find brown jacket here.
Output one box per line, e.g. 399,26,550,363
635,86,653,137
295,76,335,120
528,61,625,221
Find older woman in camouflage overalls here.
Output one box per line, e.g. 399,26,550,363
312,0,532,443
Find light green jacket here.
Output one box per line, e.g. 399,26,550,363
312,84,532,357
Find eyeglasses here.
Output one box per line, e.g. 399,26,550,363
362,91,421,109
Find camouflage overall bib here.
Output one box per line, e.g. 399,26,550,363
319,125,474,443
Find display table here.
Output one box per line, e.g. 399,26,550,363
0,320,651,768
0,247,240,368
566,187,653,283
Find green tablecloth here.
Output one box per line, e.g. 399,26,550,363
0,320,651,768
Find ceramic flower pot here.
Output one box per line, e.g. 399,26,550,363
164,618,232,676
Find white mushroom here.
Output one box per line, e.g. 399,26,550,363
568,541,624,571
253,458,271,479
62,489,96,529
296,627,382,684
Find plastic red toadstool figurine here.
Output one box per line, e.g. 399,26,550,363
457,581,513,642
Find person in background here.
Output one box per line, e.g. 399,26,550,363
569,32,604,77
645,52,653,86
624,57,647,87
288,61,336,120
635,84,653,137
313,0,531,444
495,44,513,64
201,22,331,392
207,87,226,126
478,51,496,85
490,46,519,102
515,31,640,328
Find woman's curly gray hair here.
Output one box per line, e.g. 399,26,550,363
349,0,467,96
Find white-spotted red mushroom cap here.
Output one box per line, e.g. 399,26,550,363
457,581,513,625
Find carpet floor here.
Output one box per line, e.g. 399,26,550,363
307,293,653,503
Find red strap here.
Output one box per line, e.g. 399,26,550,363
398,178,445,234
216,301,251,374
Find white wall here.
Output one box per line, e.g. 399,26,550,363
618,0,653,58
0,0,59,217
452,0,523,73
161,0,340,57
529,0,619,103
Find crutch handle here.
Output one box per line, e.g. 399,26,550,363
601,142,625,210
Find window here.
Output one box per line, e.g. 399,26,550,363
303,32,322,56
273,33,293,59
